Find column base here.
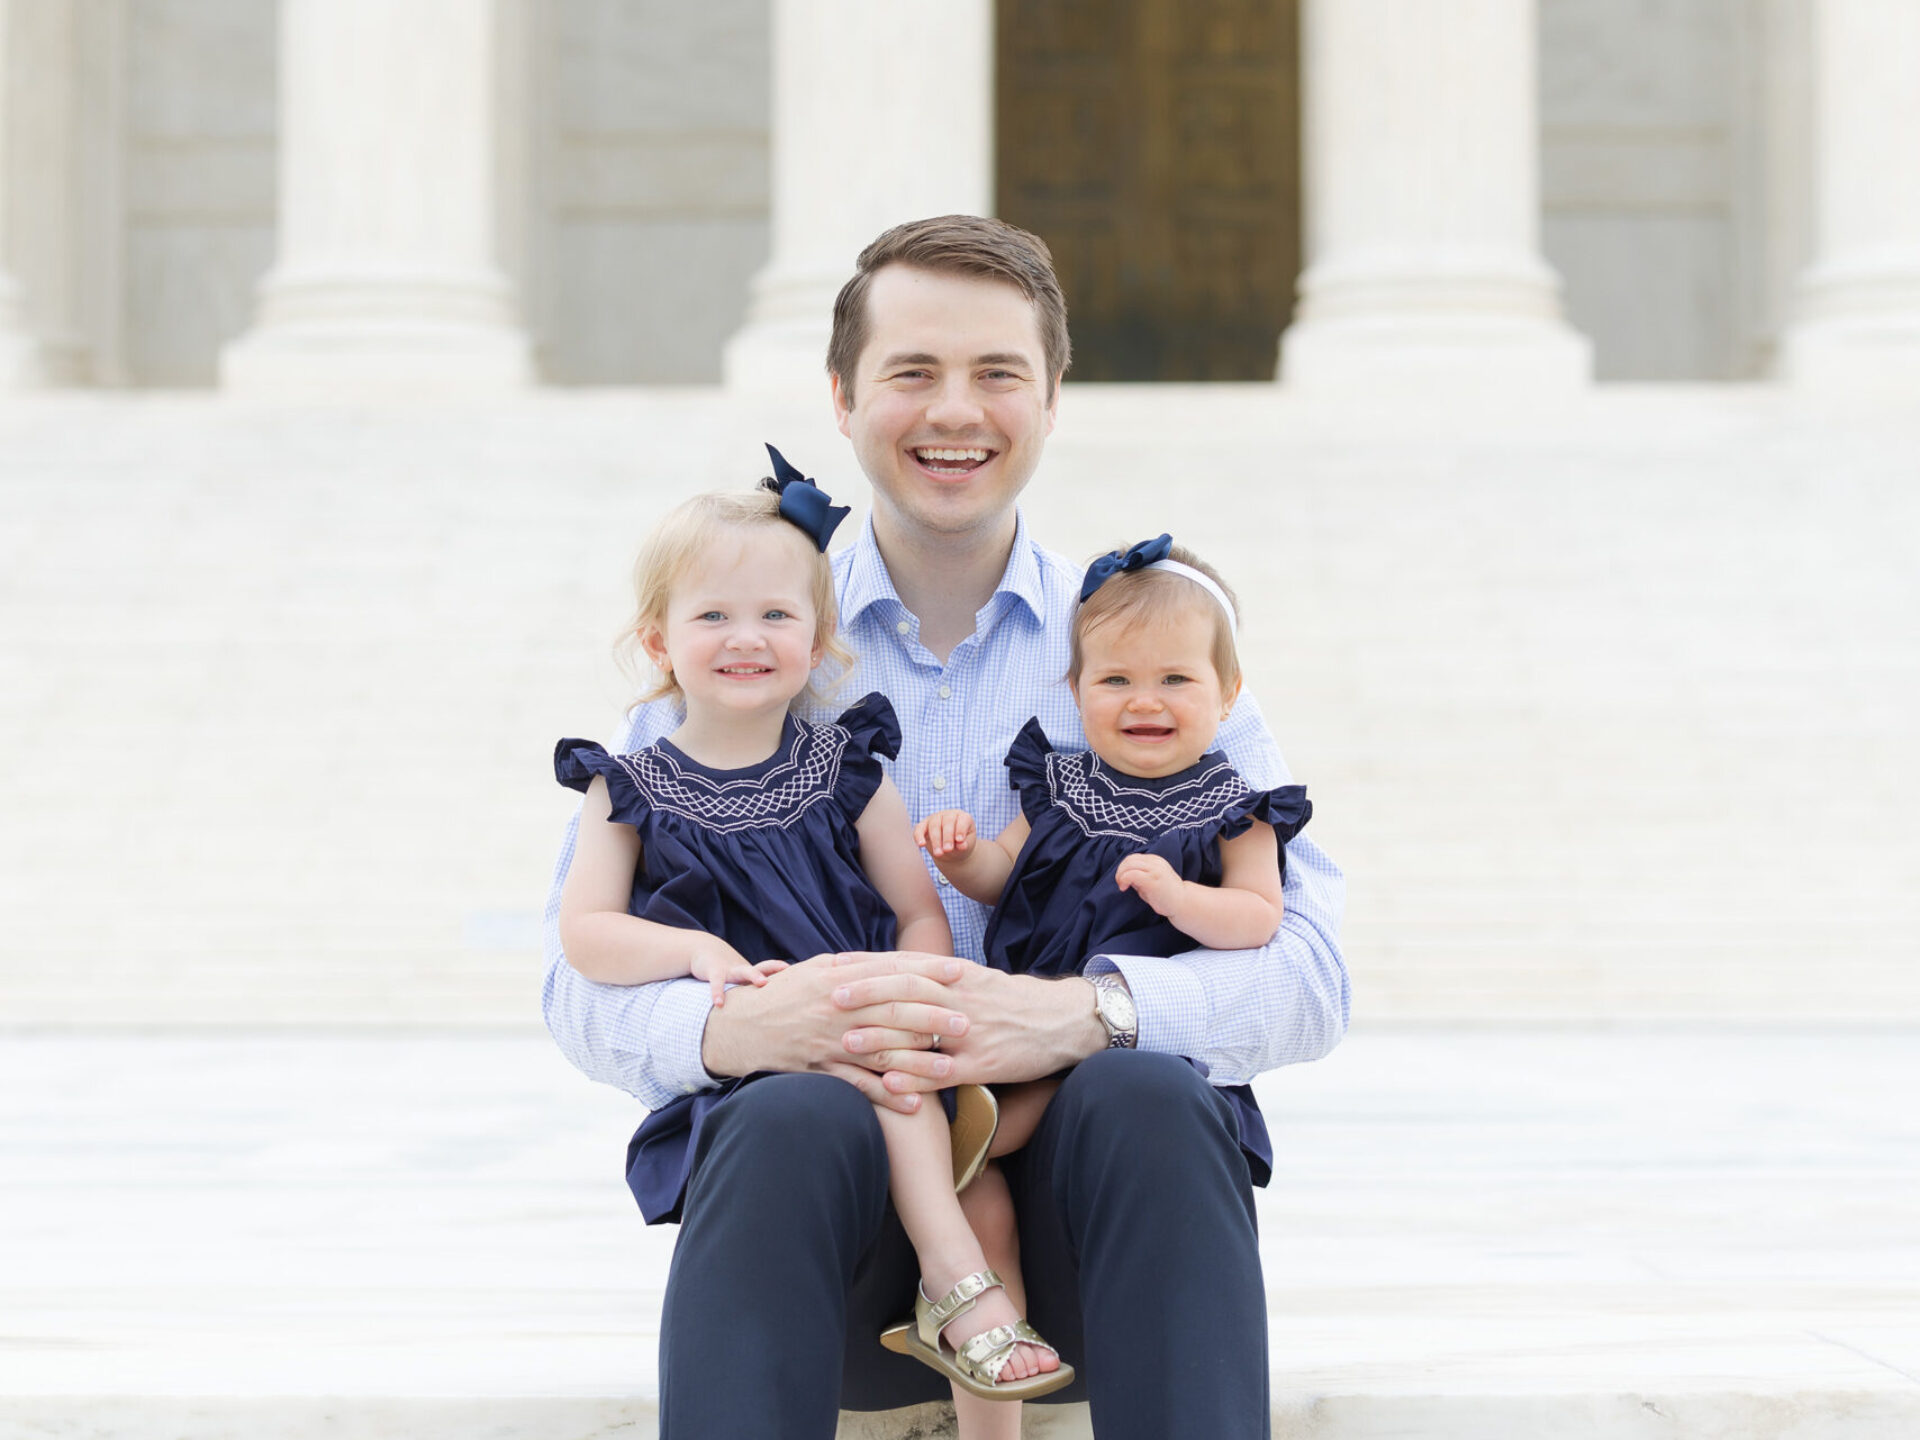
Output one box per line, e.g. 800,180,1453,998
220,322,533,397
0,330,88,387
1279,316,1593,395
1776,260,1920,396
721,316,834,397
1778,320,1920,396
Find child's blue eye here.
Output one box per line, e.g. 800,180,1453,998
1163,674,1190,686
764,609,792,621
698,611,725,622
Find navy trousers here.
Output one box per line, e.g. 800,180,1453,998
655,1050,1270,1439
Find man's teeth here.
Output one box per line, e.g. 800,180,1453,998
917,448,989,463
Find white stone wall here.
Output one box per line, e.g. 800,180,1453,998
1536,0,1789,380
123,0,276,386
535,0,769,383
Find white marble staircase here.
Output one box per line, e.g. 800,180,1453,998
4,1029,1917,1439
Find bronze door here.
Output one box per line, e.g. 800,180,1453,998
996,0,1301,381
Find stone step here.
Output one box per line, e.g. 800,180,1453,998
5,387,1920,1025
3,1030,1917,1438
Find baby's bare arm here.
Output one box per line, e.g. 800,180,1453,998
1115,821,1286,952
915,811,1030,906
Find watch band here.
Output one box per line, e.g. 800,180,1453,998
1090,973,1138,1050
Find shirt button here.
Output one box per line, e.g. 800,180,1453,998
932,776,947,791
938,685,952,699
896,620,911,635
936,873,951,887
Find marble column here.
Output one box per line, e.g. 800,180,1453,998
221,0,532,394
1777,0,1920,393
1279,0,1589,393
0,0,87,387
722,0,993,395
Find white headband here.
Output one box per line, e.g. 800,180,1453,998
1147,560,1238,638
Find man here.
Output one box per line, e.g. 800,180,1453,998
543,215,1348,1438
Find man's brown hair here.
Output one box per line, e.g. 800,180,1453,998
827,215,1072,405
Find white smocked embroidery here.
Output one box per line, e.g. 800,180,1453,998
613,718,848,834
1047,750,1251,842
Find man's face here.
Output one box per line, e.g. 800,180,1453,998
833,265,1060,547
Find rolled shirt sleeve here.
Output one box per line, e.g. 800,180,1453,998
1084,691,1349,1083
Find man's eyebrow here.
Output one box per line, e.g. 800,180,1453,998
874,351,1037,371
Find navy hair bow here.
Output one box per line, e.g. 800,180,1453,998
763,443,851,552
1080,533,1173,603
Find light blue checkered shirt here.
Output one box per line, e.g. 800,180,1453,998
541,512,1349,1108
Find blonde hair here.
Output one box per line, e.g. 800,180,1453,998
617,485,853,714
1067,542,1242,696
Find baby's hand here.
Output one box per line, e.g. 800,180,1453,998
914,810,978,860
690,942,788,1006
1115,853,1185,919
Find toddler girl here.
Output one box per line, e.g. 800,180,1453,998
915,535,1313,1166
553,450,1072,1436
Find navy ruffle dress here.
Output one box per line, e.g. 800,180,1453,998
554,692,902,1223
981,718,1313,1185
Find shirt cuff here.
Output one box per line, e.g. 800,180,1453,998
1086,952,1210,1071
652,978,722,1097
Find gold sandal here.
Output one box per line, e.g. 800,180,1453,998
949,1084,999,1194
878,1268,1075,1401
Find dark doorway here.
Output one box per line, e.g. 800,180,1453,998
995,0,1302,381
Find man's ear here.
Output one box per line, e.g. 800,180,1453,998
1045,372,1063,435
832,373,854,437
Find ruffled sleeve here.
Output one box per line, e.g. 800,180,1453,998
830,693,901,815
553,738,651,826
836,692,901,761
1218,783,1312,880
1003,717,1057,826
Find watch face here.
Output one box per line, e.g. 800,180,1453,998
1099,985,1136,1032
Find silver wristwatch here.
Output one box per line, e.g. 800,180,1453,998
1089,973,1138,1049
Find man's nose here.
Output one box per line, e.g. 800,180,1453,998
925,376,985,428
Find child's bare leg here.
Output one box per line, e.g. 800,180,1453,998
988,1077,1062,1157
873,1103,1058,1389
950,1161,1026,1440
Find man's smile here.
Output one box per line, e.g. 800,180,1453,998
911,445,995,478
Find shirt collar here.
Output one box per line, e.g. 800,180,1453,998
841,510,1047,629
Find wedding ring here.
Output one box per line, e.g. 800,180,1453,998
929,1035,942,1052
